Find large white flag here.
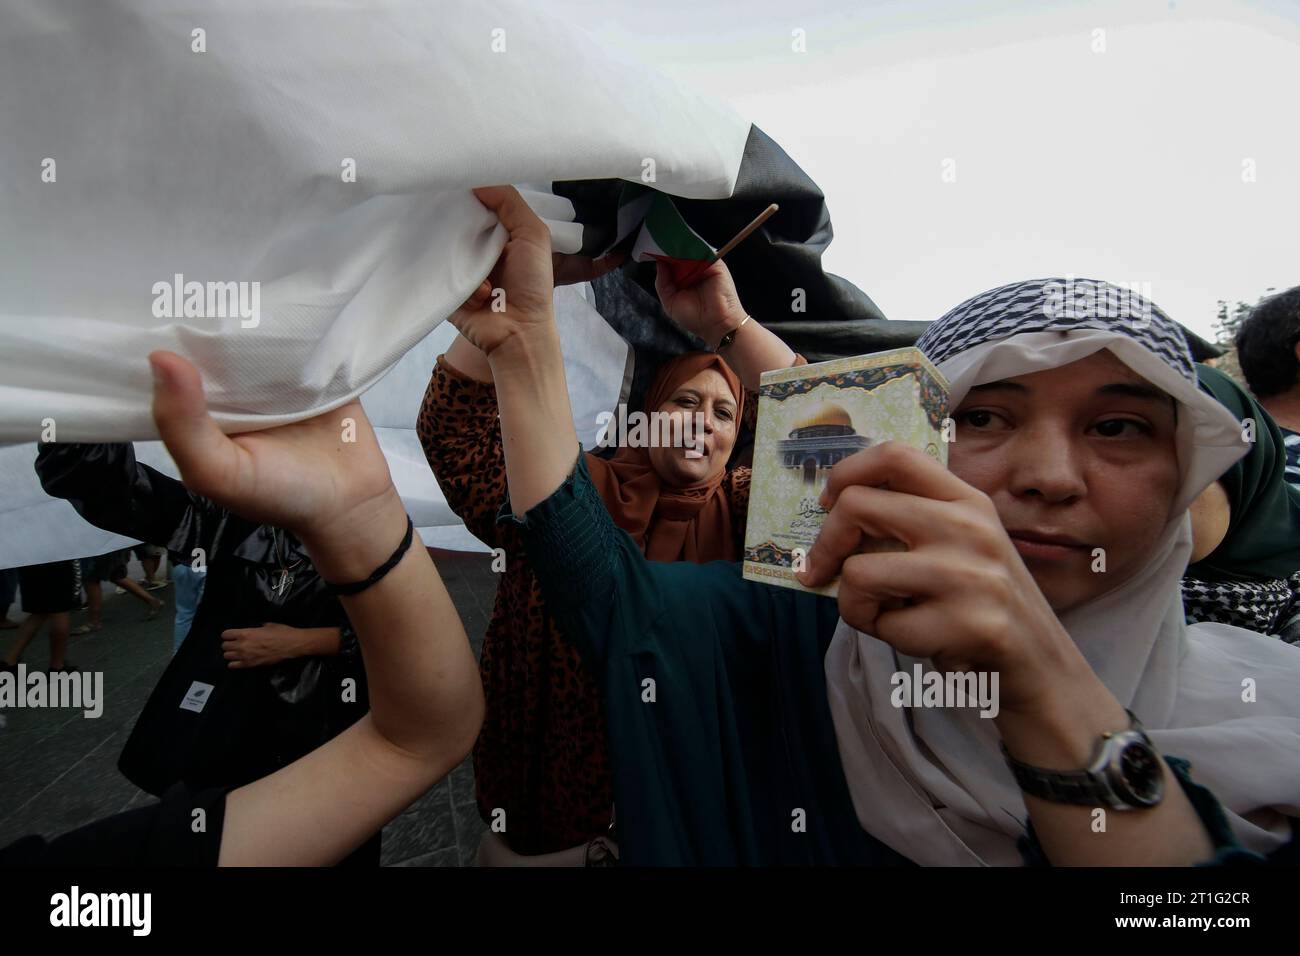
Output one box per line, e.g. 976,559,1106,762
0,0,750,567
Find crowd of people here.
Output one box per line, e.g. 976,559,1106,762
1,186,1298,866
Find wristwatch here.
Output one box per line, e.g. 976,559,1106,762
1001,710,1165,810
714,314,752,351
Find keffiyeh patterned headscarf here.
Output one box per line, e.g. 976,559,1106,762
1182,573,1300,641
916,277,1194,379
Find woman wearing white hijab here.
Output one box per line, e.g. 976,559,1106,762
823,277,1300,865
452,186,1299,865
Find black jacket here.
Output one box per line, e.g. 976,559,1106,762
35,442,369,796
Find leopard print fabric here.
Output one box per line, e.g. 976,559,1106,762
417,354,754,854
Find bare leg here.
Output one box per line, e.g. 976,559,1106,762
71,579,104,635
142,554,160,584
46,612,70,670
0,569,20,628
113,575,164,615
3,612,48,666
113,575,158,606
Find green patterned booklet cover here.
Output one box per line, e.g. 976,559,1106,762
742,347,949,596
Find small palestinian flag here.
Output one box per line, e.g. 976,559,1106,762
615,184,716,286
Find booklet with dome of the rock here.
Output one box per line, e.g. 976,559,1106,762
742,347,949,596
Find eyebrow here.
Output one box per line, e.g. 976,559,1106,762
967,381,1169,403
1094,383,1170,403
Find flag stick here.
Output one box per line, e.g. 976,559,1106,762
676,203,779,287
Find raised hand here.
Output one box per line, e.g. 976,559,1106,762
654,258,747,347
448,186,560,357
148,350,404,582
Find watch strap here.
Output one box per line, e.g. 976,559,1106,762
1004,757,1112,806
1001,710,1154,809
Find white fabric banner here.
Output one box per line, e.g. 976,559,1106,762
0,0,747,442
0,0,751,567
0,284,630,568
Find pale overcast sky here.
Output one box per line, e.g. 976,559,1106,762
557,0,1299,340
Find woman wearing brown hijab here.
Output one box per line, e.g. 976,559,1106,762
589,351,746,563
417,255,800,863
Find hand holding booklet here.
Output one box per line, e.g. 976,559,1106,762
742,347,949,596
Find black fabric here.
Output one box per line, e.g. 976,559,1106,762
120,552,367,796
81,549,130,584
34,442,369,798
0,782,230,867
17,560,77,614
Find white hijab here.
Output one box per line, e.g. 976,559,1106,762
826,316,1300,865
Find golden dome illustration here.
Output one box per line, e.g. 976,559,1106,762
793,403,853,432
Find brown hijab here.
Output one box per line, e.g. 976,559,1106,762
586,352,745,563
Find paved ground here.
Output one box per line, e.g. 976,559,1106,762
0,549,497,866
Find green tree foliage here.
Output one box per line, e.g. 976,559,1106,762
1211,289,1277,386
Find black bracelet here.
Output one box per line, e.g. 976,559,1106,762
324,515,415,596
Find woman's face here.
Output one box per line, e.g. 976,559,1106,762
646,367,739,487
948,350,1181,613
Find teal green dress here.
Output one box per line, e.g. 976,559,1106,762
504,451,1264,866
